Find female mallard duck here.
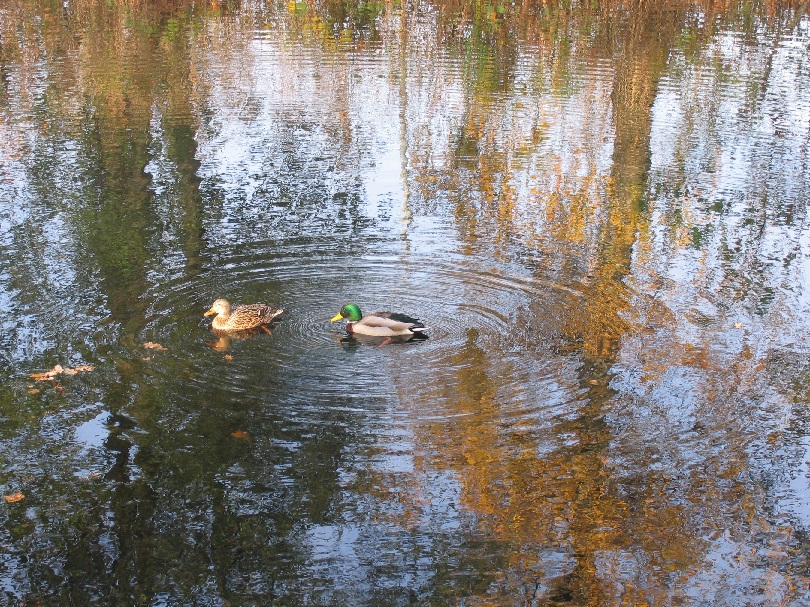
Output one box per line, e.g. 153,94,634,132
330,303,428,339
204,299,283,333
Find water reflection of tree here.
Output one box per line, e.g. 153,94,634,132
1,1,394,603
379,0,810,604
552,3,696,600
3,0,810,604
0,1,237,602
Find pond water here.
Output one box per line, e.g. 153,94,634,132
2,0,810,605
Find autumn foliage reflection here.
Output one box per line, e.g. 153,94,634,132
1,0,809,604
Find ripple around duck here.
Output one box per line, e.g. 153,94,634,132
136,244,592,422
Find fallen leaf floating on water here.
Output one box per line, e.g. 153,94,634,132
30,364,94,381
224,354,234,361
143,342,167,351
30,365,63,380
734,322,743,329
231,430,250,440
4,492,24,503
62,365,94,375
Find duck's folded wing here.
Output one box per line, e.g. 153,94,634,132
363,315,408,331
370,311,421,325
239,304,282,321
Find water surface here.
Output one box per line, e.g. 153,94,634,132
1,0,810,605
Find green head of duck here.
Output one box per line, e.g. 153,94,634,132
331,303,363,322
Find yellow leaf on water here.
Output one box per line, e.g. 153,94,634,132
143,342,167,351
733,322,743,329
231,430,250,440
73,365,95,373
31,365,62,380
61,365,93,375
31,364,94,380
4,492,24,503
224,354,234,361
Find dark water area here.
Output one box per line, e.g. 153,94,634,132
1,0,810,605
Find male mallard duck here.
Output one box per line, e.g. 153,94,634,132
204,299,283,333
330,303,428,339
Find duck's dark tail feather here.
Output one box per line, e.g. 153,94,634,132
410,326,429,339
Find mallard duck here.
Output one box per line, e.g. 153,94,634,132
204,299,283,333
330,303,428,339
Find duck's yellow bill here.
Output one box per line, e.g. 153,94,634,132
330,313,343,322
204,308,216,316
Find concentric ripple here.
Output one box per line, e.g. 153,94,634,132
132,236,596,427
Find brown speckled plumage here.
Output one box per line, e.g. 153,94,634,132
204,299,283,332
